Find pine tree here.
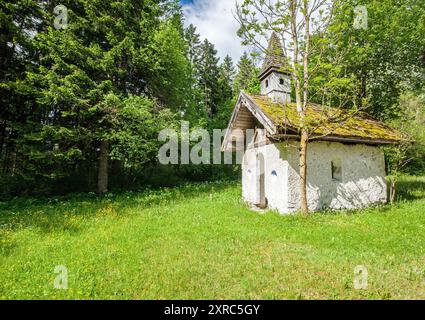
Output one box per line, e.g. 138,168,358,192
185,24,202,68
198,39,221,117
219,55,236,100
183,24,205,122
0,0,41,175
0,0,239,196
23,0,187,193
210,55,237,130
234,52,260,94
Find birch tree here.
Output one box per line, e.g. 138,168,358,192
235,0,357,214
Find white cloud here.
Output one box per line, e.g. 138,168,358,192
182,0,246,63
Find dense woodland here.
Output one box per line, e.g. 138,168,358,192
0,0,424,199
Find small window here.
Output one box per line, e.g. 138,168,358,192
265,80,269,88
247,169,252,178
331,158,342,181
280,78,284,85
271,170,278,182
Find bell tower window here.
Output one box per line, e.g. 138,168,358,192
258,32,291,104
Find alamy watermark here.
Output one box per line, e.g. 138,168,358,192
158,121,263,165
353,5,368,30
54,5,68,30
353,265,368,290
54,265,68,290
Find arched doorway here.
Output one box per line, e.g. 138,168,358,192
256,153,266,209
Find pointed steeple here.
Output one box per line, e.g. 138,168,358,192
258,32,291,104
259,32,286,80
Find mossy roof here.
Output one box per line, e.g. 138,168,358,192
246,93,405,143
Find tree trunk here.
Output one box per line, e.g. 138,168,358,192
299,130,309,215
3,135,11,174
300,5,310,216
390,178,397,204
0,121,6,160
3,146,9,174
357,70,367,108
97,140,109,194
10,149,16,176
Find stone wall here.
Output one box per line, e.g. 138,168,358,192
242,141,387,214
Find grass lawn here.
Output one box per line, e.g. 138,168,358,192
1,176,425,300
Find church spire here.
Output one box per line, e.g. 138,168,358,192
259,32,291,104
259,32,286,79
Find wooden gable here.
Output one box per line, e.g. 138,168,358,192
222,92,277,152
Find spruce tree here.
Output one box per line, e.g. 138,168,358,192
185,24,202,68
183,24,205,122
24,0,187,193
219,55,236,100
234,52,260,94
198,39,221,117
0,0,41,175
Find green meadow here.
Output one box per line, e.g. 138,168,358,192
1,176,424,300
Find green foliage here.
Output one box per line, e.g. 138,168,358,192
327,0,425,119
185,24,202,68
219,55,236,98
183,24,207,124
19,0,186,189
0,0,42,179
198,39,222,117
183,28,237,130
385,90,425,176
234,52,261,95
109,95,178,169
0,2,241,197
148,20,191,110
308,35,358,108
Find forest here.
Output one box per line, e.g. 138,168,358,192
0,0,424,199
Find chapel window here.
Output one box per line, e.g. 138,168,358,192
331,158,342,181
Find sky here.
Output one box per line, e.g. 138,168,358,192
180,0,246,62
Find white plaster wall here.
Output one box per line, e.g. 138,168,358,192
286,141,387,212
242,143,289,213
242,141,387,214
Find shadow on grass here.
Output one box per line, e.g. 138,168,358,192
0,181,239,236
393,176,425,202
0,180,240,257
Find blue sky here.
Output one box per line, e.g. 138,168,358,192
180,0,246,62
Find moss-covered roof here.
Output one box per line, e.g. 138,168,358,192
247,93,405,143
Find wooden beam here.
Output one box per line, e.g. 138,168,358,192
272,133,402,145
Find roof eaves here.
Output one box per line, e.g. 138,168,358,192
272,133,404,145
